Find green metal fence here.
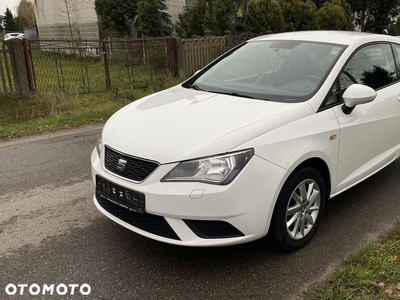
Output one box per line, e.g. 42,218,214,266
29,38,177,94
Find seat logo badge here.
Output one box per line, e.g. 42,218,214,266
117,159,127,172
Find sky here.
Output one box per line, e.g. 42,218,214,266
0,0,18,16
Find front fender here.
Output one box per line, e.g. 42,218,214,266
235,108,339,195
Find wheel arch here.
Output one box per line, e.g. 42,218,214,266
269,162,329,251
290,157,331,199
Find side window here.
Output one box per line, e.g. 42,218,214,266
321,44,396,110
343,44,396,90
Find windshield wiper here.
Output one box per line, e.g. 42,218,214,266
209,90,269,101
187,84,269,100
188,84,206,91
231,92,255,99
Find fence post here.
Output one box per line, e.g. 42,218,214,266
169,37,178,77
175,38,185,79
22,39,37,94
224,30,233,50
102,40,111,89
8,39,30,96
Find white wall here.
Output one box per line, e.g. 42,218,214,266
34,0,99,39
167,0,186,26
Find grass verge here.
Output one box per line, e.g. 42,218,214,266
304,222,400,300
0,79,181,140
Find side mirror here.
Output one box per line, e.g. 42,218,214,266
342,84,376,114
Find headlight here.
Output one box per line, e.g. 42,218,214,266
162,149,254,185
96,136,103,156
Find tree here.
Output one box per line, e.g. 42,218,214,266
4,8,16,32
204,0,243,36
364,0,400,33
309,0,326,9
347,0,368,31
60,0,75,41
245,0,285,34
316,0,354,31
137,0,172,36
389,16,400,36
280,0,319,32
348,0,400,32
159,0,172,36
14,16,25,31
94,0,139,36
175,0,208,38
16,0,37,28
175,0,242,37
137,0,163,36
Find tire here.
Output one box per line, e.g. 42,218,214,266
270,167,326,251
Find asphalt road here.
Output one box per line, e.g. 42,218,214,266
0,125,399,300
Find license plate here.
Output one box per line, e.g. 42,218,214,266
96,175,145,214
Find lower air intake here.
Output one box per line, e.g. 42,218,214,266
183,219,244,239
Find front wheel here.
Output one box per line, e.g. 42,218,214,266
270,167,326,251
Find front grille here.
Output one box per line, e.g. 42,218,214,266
183,220,244,239
96,195,180,240
104,145,159,182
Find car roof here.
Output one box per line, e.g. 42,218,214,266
251,30,400,46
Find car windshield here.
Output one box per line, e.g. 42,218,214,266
187,40,346,103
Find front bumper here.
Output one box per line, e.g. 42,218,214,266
91,147,288,246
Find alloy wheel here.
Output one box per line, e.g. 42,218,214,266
285,179,321,240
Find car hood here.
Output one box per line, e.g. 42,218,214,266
102,86,314,164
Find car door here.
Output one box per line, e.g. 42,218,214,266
330,43,400,194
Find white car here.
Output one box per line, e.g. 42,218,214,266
91,31,400,251
4,32,24,41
